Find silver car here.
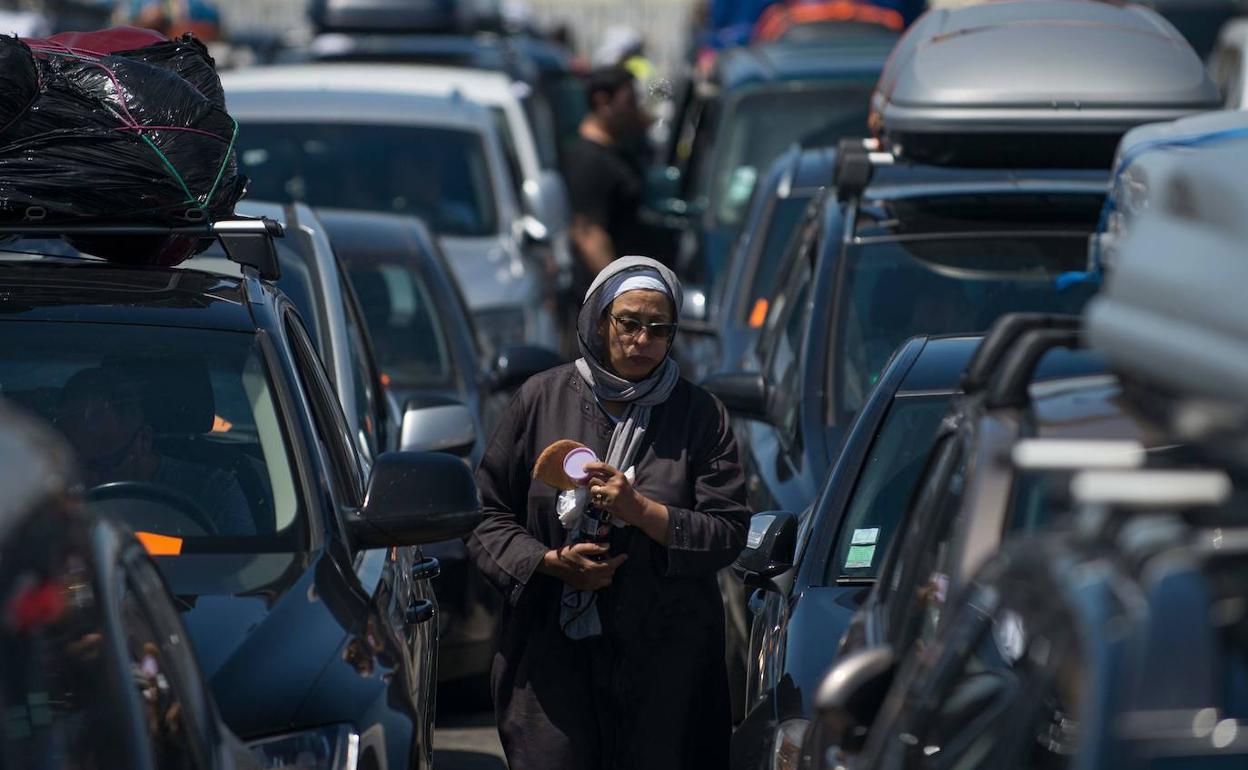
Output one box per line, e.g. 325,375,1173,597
223,66,558,354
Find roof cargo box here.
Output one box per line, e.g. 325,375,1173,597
309,0,501,34
871,0,1221,168
1085,133,1248,406
1094,110,1248,271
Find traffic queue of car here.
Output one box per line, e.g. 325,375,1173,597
4,0,1248,769
709,3,1248,770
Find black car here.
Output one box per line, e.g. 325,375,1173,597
321,207,560,684
706,160,1104,517
0,220,482,770
841,465,1246,770
0,401,258,770
729,328,1107,770
650,39,890,290
680,144,834,384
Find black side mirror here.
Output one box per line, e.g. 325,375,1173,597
809,646,898,757
734,510,797,591
491,344,564,392
349,451,483,549
702,371,769,424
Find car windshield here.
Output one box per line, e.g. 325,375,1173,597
344,259,455,389
236,122,499,237
705,83,873,228
0,322,304,552
827,395,951,582
833,233,1094,421
740,194,812,326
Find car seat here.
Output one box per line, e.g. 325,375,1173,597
102,356,276,535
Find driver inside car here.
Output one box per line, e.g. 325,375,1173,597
55,367,256,536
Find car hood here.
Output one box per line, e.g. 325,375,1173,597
439,234,538,311
156,550,362,739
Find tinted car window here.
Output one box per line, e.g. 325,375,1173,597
0,322,303,550
829,395,951,581
833,234,1092,420
346,261,455,389
766,257,814,449
707,84,874,227
237,122,499,237
741,194,812,327
341,278,382,462
491,106,527,201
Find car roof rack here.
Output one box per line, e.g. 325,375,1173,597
984,327,1083,409
833,137,894,202
961,313,1080,394
0,217,285,280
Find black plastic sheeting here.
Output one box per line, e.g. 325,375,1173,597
0,29,246,265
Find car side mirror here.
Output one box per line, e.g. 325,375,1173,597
400,399,476,456
522,170,570,231
491,344,564,393
734,510,797,591
516,214,550,245
682,283,710,325
701,371,769,423
810,645,898,756
350,451,483,549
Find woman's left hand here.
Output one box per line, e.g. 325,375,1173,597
582,461,647,526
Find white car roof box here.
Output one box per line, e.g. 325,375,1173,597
1094,110,1248,271
871,0,1221,168
1085,133,1248,405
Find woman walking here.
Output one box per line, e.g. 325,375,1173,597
468,256,750,770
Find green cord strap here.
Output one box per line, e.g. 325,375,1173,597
202,116,239,207
140,132,197,205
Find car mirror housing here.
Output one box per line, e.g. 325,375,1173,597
681,283,710,324
350,451,483,549
400,399,476,456
734,510,797,590
522,170,570,231
701,371,769,424
491,344,563,393
810,645,898,755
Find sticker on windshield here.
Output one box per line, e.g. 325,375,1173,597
851,528,879,545
845,544,875,569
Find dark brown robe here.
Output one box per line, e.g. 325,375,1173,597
468,363,750,770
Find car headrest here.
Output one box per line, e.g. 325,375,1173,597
100,356,215,435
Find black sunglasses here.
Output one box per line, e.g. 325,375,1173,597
609,314,678,340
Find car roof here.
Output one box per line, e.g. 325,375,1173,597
314,207,439,267
232,62,517,104
862,164,1108,206
0,259,258,332
898,335,980,394
714,40,892,92
224,66,493,128
765,144,838,199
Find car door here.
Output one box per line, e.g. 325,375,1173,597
281,308,437,755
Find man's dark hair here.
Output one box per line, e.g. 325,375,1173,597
585,65,635,111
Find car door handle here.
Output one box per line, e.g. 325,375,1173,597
406,599,435,626
411,557,441,581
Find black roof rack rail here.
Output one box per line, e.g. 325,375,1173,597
834,137,893,202
961,313,1080,394
0,217,285,280
984,327,1083,410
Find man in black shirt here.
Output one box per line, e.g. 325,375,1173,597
562,66,651,292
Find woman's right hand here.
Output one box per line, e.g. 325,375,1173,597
540,543,627,591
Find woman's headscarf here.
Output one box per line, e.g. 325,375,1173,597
561,256,682,639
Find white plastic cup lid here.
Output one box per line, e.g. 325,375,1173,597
563,447,598,481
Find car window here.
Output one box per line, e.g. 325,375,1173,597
346,258,456,390
828,395,952,582
832,233,1094,421
708,83,874,228
681,95,719,204
0,322,303,551
120,558,213,770
237,122,500,237
285,313,365,508
898,578,1082,770
765,256,814,451
340,274,384,463
740,194,814,327
491,106,527,202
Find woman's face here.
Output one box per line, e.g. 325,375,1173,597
598,289,675,381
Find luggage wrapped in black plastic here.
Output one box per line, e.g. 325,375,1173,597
0,27,246,265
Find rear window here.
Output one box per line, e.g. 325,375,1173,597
237,122,499,237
